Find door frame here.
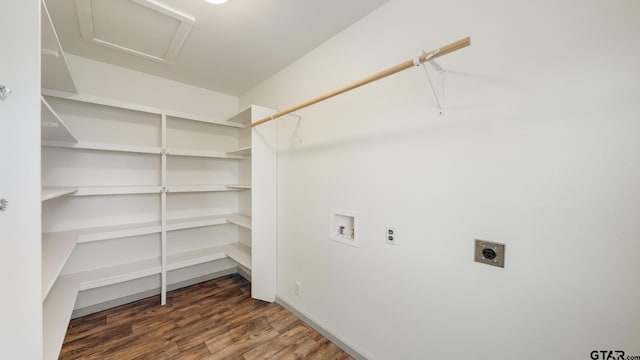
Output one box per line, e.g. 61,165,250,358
0,0,42,358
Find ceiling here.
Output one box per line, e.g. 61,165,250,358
46,0,389,96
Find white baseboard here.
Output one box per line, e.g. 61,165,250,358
276,296,370,360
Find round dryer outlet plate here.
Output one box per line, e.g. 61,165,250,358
474,239,505,268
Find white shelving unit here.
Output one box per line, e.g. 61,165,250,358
39,9,277,353
38,2,279,358
40,89,277,359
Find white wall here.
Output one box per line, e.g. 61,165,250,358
240,0,640,358
0,0,42,358
65,54,238,118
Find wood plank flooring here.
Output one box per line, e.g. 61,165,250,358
59,274,353,359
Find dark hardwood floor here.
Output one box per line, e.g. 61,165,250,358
59,274,353,359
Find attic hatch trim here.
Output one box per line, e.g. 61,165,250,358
75,0,195,64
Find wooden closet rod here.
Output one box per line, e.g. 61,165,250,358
250,36,470,127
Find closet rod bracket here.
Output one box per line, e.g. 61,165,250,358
0,85,12,100
419,55,446,116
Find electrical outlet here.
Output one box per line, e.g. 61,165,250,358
294,281,301,296
474,239,505,268
385,226,396,245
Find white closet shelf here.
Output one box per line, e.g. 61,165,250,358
42,139,162,155
225,184,252,190
57,186,163,196
167,242,251,271
42,242,251,358
44,220,162,245
165,185,246,193
43,275,79,360
42,89,162,115
41,213,250,299
166,148,245,159
43,243,250,359
42,220,162,299
225,213,252,229
41,1,77,94
74,258,162,291
167,215,227,231
42,187,77,201
226,146,251,156
42,142,248,159
224,243,252,269
41,91,245,130
42,214,249,300
166,213,252,232
66,243,249,291
42,234,78,301
166,110,245,128
167,246,228,271
41,97,77,142
225,106,253,127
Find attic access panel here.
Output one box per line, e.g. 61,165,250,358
76,0,195,64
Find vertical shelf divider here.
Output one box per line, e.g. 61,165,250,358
250,106,278,302
160,111,168,305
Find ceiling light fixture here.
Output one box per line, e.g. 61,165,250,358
205,0,228,4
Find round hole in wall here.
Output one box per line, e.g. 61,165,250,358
482,248,497,260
